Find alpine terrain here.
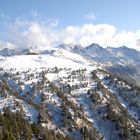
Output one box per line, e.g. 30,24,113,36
0,43,140,140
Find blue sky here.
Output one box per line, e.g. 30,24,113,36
0,0,140,30
0,0,140,50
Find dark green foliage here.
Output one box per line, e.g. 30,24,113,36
0,108,68,140
0,108,32,140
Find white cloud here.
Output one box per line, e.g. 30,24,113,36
4,16,59,50
136,38,140,46
0,40,16,49
61,24,140,50
1,14,140,51
60,24,116,47
85,12,96,20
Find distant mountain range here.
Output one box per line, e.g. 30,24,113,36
1,43,140,64
1,43,140,84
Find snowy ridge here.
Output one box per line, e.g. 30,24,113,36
1,42,140,68
0,47,96,72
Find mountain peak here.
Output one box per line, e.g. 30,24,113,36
119,45,130,50
0,48,17,56
58,43,81,50
20,45,50,55
86,43,104,51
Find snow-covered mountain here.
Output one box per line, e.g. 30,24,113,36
58,43,77,50
0,65,140,139
54,43,140,85
1,43,140,65
107,46,140,62
84,43,117,62
0,45,96,72
1,43,140,139
1,43,140,75
1,43,140,85
20,45,49,55
55,43,140,65
0,48,17,56
85,43,107,56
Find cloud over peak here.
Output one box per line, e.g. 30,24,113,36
1,14,140,51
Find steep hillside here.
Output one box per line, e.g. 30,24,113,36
0,44,140,139
0,63,140,139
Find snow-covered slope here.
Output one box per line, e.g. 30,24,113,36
107,46,140,62
0,48,96,72
1,65,140,139
57,43,140,65
1,43,140,139
1,43,140,83
1,43,140,66
1,43,140,85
